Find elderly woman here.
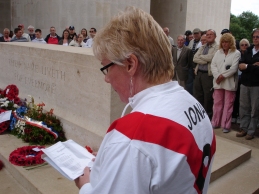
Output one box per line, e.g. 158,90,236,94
232,38,250,123
236,29,259,140
211,33,240,133
75,7,215,194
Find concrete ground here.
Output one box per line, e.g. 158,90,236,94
208,123,259,194
0,123,258,194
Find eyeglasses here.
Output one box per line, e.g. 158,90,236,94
240,44,248,46
90,31,94,33
253,36,259,39
100,62,114,75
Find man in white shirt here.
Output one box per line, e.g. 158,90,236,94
163,27,174,46
32,29,46,44
84,28,96,48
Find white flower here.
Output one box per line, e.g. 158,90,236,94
0,97,8,102
0,101,9,107
20,121,26,126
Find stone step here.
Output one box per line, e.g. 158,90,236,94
0,133,252,194
210,136,251,182
0,134,78,194
208,136,259,194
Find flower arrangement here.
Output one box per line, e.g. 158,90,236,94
9,146,45,166
0,84,67,145
11,96,67,145
0,85,21,134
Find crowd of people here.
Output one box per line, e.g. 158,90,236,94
163,26,259,140
0,24,97,48
0,22,258,142
2,7,257,193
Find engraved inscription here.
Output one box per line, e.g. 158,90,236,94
9,59,66,81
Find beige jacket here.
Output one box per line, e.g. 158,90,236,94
211,49,241,91
193,41,219,76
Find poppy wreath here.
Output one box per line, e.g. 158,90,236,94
9,146,45,166
0,109,11,134
1,85,21,105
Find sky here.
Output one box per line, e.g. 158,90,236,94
231,0,259,16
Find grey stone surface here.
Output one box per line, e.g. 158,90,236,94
4,0,150,37
151,0,231,43
209,128,259,194
0,0,11,32
0,42,126,149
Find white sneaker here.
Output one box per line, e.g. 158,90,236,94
223,129,230,133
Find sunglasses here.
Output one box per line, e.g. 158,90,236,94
240,44,248,46
253,36,259,39
90,31,94,33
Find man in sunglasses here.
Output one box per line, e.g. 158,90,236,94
68,26,77,40
84,28,96,48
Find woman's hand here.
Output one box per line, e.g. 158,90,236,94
75,167,91,189
216,74,225,84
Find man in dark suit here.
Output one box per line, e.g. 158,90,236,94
172,35,193,89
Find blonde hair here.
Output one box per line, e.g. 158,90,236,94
219,33,236,52
93,6,174,84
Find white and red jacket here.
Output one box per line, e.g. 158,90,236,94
80,81,216,194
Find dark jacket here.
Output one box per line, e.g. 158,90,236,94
69,33,77,40
0,36,6,42
29,34,36,40
58,39,72,45
172,45,193,81
240,45,259,86
44,33,61,43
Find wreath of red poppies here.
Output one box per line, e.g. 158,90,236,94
1,84,21,105
9,146,45,166
0,109,10,134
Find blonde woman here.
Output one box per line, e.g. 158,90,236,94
211,33,241,132
69,34,86,47
75,7,215,194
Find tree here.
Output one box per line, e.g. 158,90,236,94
230,11,259,42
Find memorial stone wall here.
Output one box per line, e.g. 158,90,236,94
0,42,127,149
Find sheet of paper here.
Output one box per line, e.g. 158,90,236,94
0,110,12,123
41,140,95,180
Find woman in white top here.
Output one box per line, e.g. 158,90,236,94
58,29,72,46
69,34,86,47
81,28,89,43
211,33,241,133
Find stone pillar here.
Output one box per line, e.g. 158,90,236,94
150,0,231,43
151,0,188,45
0,0,11,32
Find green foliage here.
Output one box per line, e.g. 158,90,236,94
230,11,259,42
11,102,66,145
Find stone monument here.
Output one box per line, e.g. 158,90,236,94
0,0,231,42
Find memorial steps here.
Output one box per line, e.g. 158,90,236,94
0,132,257,194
